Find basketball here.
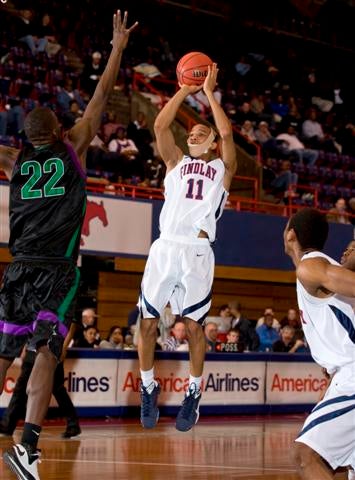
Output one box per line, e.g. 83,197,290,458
176,52,213,86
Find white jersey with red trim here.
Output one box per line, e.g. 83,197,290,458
296,251,355,373
159,155,227,242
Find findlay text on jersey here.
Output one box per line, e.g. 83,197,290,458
180,160,217,181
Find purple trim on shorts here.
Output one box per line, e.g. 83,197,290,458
0,320,32,336
65,141,86,180
0,312,68,338
36,311,68,337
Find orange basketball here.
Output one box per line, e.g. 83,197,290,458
176,52,213,86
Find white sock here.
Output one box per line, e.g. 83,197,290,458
348,470,355,480
189,375,202,392
140,368,155,390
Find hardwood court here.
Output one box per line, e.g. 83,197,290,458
0,416,348,479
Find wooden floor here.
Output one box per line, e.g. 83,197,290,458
0,416,348,479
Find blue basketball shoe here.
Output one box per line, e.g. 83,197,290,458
175,383,202,432
140,382,161,429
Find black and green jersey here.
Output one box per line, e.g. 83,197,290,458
9,141,86,260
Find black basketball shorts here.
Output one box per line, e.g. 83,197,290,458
0,257,80,360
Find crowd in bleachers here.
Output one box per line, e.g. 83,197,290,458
0,0,354,207
74,303,309,355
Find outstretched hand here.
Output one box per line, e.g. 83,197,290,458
111,10,138,50
203,63,218,95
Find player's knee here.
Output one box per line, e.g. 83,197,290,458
140,318,158,339
294,442,317,470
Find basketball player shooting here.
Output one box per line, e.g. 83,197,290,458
0,10,137,480
284,208,355,480
138,63,237,432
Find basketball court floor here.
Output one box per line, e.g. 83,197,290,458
0,415,348,479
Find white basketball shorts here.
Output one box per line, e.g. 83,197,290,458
295,364,355,470
139,234,214,323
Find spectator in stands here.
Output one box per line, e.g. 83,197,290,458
327,198,351,224
272,325,304,352
102,111,121,144
217,304,233,333
127,111,154,162
250,92,265,118
38,13,62,57
108,126,139,158
74,326,99,348
255,121,274,146
234,102,256,127
225,327,245,353
72,307,100,346
302,107,337,152
228,301,259,351
280,308,301,330
14,9,48,56
163,320,189,352
270,94,289,124
256,307,280,330
57,78,86,114
270,159,298,199
99,326,124,349
204,322,220,352
81,51,105,96
276,125,318,165
287,96,301,124
262,157,277,193
108,126,142,181
61,100,83,130
141,157,164,188
124,334,135,350
241,120,256,142
0,99,26,137
256,315,280,352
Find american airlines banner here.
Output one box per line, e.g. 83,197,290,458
0,354,325,411
266,361,328,404
0,185,152,256
117,358,265,406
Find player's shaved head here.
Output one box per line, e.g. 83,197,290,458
24,107,60,144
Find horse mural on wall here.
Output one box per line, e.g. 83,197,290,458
81,199,108,246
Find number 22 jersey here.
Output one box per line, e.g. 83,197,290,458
159,155,227,242
9,141,86,260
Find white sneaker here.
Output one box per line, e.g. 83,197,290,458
3,443,41,480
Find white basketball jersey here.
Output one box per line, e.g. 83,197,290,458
159,155,227,242
296,251,355,373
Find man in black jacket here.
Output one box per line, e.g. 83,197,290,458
228,301,259,351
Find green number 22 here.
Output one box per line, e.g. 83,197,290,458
21,158,66,200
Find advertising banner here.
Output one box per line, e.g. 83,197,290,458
63,358,119,406
0,185,152,256
266,361,328,404
118,358,265,406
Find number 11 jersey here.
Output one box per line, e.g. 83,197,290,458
159,155,227,242
9,141,86,260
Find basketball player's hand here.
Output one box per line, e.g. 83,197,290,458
203,63,218,95
111,10,138,50
178,83,202,95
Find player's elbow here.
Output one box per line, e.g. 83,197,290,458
219,126,233,141
154,118,167,134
